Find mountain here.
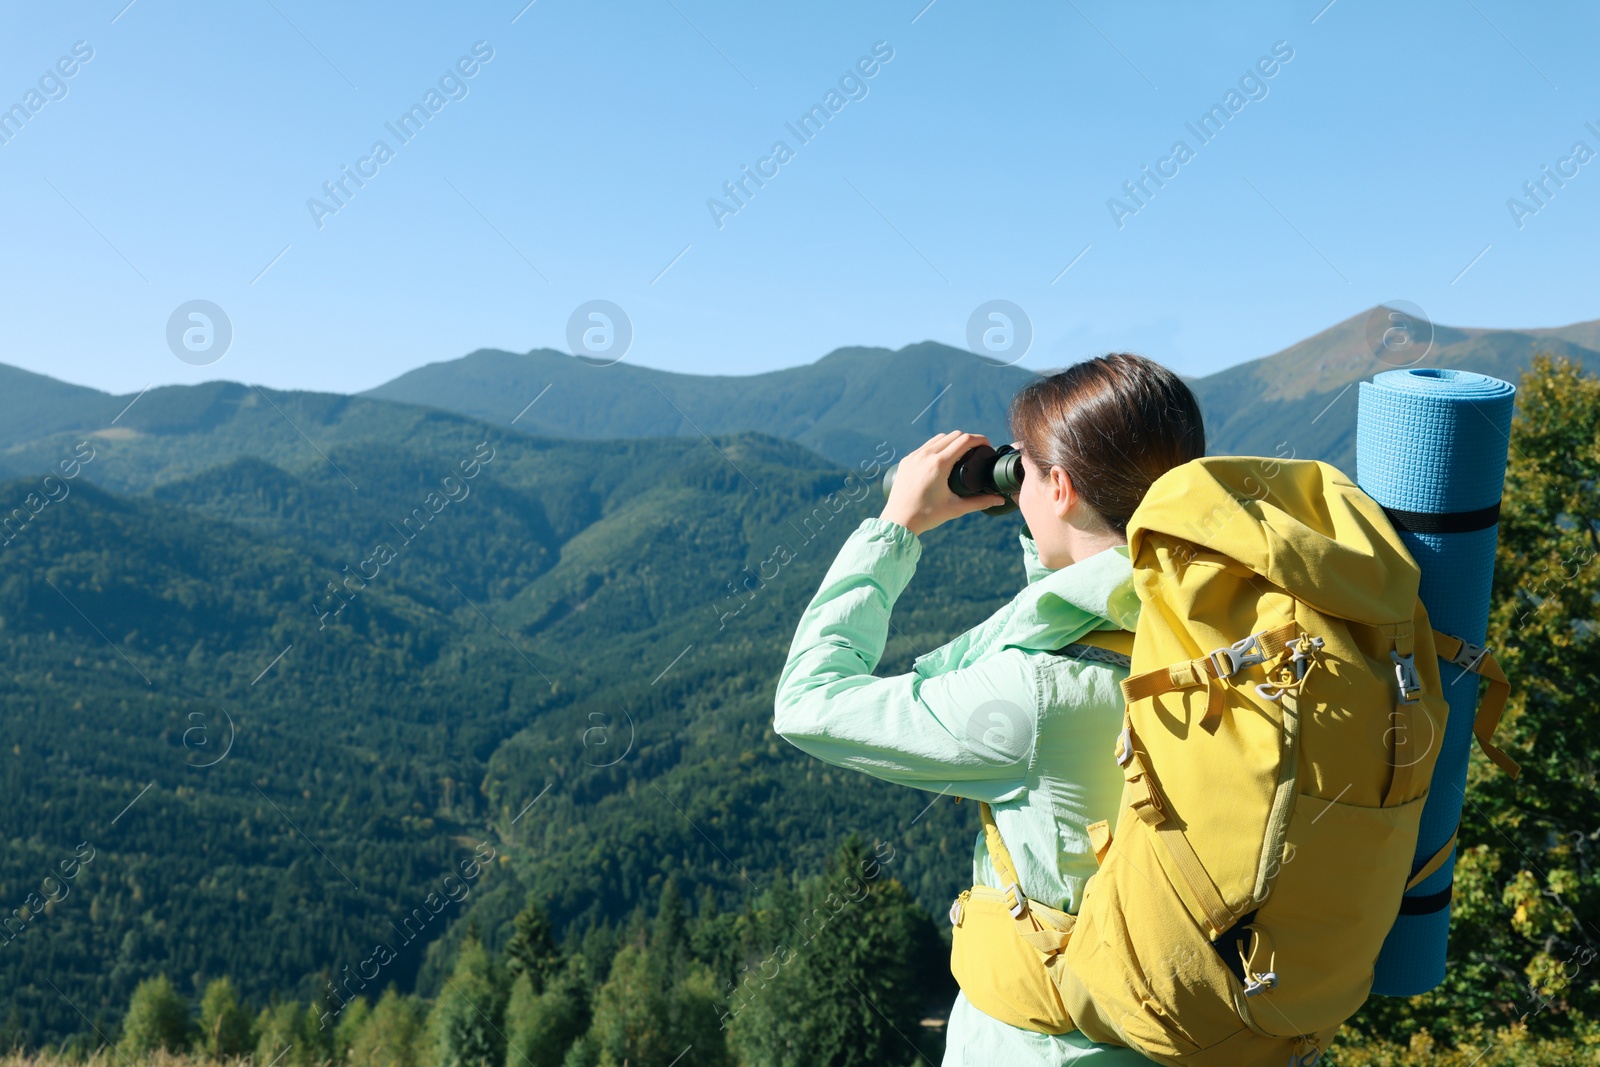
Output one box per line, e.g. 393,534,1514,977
5,307,1594,492
0,364,124,449
362,309,1600,473
362,342,1032,469
1188,309,1600,470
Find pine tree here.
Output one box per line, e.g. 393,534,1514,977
559,1032,599,1067
723,873,808,1067
801,840,930,1066
431,934,507,1067
575,923,620,994
651,877,689,972
688,884,741,987
504,963,588,1067
120,974,192,1055
197,977,255,1058
505,894,563,995
585,881,731,1067
728,839,937,1067
588,941,675,1067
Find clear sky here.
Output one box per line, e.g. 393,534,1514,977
2,0,1597,396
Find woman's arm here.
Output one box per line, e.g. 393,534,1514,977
773,517,1038,800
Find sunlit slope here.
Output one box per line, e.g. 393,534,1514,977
363,342,1029,467
1187,307,1599,469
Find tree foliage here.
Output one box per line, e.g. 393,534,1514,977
1,425,1004,1046
196,978,254,1059
120,975,192,1056
97,841,940,1067
505,895,563,995
430,935,505,1067
251,1000,328,1067
345,990,428,1067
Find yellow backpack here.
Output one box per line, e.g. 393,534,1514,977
948,457,1519,1065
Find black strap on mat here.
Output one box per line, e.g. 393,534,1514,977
1398,884,1454,916
1382,501,1501,535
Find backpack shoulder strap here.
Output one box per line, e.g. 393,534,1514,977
972,802,1076,958
1075,629,1134,658
978,802,1027,917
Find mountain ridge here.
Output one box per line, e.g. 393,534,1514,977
0,304,1593,485
350,305,1600,470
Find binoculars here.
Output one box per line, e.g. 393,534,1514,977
881,443,1024,516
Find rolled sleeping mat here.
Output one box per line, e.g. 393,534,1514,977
1355,367,1516,996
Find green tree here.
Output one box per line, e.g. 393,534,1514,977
333,995,371,1064
728,839,940,1067
804,841,933,1066
506,894,564,995
197,976,255,1058
121,974,192,1055
586,881,731,1067
587,943,711,1067
689,884,748,991
560,1032,599,1067
718,871,806,1063
346,989,429,1067
431,934,507,1067
651,877,689,973
504,963,589,1067
254,1000,330,1067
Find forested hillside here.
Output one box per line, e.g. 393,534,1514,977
0,399,1025,1046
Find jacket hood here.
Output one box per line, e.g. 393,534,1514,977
911,530,1138,677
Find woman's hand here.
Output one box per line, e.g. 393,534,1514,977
880,431,1009,537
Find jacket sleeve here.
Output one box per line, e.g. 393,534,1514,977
773,517,1038,802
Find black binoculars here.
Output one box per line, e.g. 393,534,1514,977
881,444,1024,516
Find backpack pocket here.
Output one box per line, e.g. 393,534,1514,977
1238,790,1427,1039
949,885,1077,1034
1062,815,1255,1061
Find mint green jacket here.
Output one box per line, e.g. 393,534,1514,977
774,517,1153,1066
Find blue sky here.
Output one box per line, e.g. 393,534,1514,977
2,0,1597,396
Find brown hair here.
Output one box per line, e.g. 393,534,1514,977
1008,353,1205,534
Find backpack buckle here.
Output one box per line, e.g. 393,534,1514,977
1209,634,1267,679
1291,635,1325,680
1115,725,1133,767
1242,970,1278,996
1391,651,1422,704
1447,638,1488,671
1003,882,1027,919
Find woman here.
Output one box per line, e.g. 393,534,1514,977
773,353,1206,1066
